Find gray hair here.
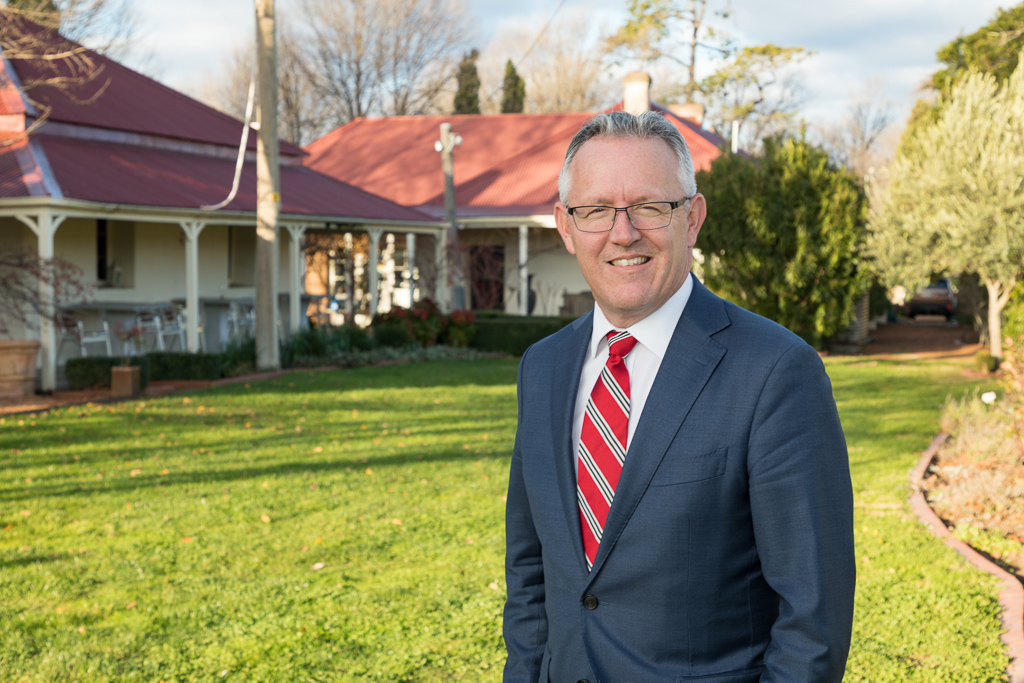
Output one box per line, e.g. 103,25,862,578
558,110,697,205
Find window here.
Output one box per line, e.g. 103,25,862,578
97,219,134,287
228,225,256,287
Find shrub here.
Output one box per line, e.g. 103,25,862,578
373,322,415,348
472,315,576,356
974,349,999,373
372,299,447,345
147,352,223,381
66,356,151,390
440,309,476,347
221,336,257,377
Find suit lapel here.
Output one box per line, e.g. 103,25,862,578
588,278,731,580
551,312,593,573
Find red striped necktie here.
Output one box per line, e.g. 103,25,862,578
577,330,638,571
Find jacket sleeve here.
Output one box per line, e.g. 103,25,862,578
747,343,856,682
503,347,548,683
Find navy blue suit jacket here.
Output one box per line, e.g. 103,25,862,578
503,276,855,683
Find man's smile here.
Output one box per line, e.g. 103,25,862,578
609,256,651,267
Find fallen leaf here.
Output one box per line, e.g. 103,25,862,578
160,469,170,476
19,510,30,516
181,537,194,543
78,626,86,634
488,582,499,590
261,514,271,523
125,601,137,609
311,562,325,570
365,468,373,475
466,538,474,544
129,469,142,477
262,481,270,490
391,518,402,525
313,446,323,453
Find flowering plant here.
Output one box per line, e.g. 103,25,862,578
112,322,145,366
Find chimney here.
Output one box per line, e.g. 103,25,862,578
623,72,651,115
668,102,704,127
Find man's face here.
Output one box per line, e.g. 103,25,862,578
555,136,706,328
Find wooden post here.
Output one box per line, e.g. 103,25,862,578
255,0,280,370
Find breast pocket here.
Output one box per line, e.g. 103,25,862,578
649,447,728,486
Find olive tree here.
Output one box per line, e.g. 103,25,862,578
869,57,1024,362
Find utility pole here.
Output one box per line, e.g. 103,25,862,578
255,0,280,370
435,123,464,312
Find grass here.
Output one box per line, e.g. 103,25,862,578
0,355,1012,681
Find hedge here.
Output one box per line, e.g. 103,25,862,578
147,352,223,382
472,315,577,356
65,356,151,391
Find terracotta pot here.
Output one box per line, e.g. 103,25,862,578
111,365,141,398
0,339,41,398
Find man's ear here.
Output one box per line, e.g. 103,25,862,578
686,193,707,248
554,202,577,256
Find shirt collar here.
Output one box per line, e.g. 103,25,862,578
589,274,694,360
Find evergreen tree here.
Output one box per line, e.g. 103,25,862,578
453,49,481,115
902,3,1024,154
697,136,868,349
500,59,525,113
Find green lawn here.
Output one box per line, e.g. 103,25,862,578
0,356,1010,681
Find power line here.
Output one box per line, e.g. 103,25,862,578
483,0,568,108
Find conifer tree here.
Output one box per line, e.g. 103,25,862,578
453,49,481,114
500,59,525,113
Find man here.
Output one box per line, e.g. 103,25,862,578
503,111,855,683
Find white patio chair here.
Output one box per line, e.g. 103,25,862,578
134,310,163,351
154,309,184,351
73,319,113,357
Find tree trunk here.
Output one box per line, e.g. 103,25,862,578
984,278,1014,362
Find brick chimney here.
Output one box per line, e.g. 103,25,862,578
623,72,651,115
668,102,705,126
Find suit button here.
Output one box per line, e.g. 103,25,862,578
582,594,598,610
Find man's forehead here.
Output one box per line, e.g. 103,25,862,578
566,136,682,200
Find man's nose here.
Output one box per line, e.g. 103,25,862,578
609,208,641,244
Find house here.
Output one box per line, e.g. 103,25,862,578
0,16,440,391
303,72,727,317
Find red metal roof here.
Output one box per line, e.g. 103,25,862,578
4,15,303,154
0,137,30,198
304,113,591,210
37,136,431,221
304,107,726,218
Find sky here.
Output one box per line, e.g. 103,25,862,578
127,0,1009,133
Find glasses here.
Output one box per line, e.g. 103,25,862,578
566,197,692,232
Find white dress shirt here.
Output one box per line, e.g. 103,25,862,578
571,276,694,459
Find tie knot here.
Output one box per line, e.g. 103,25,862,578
606,331,637,360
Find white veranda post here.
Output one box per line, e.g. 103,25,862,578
16,211,67,391
519,225,529,315
367,227,383,319
179,221,206,352
285,224,307,333
406,233,416,306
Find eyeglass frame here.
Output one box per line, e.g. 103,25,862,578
565,196,695,233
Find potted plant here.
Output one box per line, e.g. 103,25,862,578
0,248,89,397
111,323,144,398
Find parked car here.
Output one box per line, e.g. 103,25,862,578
909,278,958,319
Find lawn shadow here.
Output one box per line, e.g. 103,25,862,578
0,553,70,569
0,445,511,503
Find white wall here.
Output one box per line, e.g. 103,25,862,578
500,228,589,317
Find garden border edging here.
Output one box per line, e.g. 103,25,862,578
910,433,1024,683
